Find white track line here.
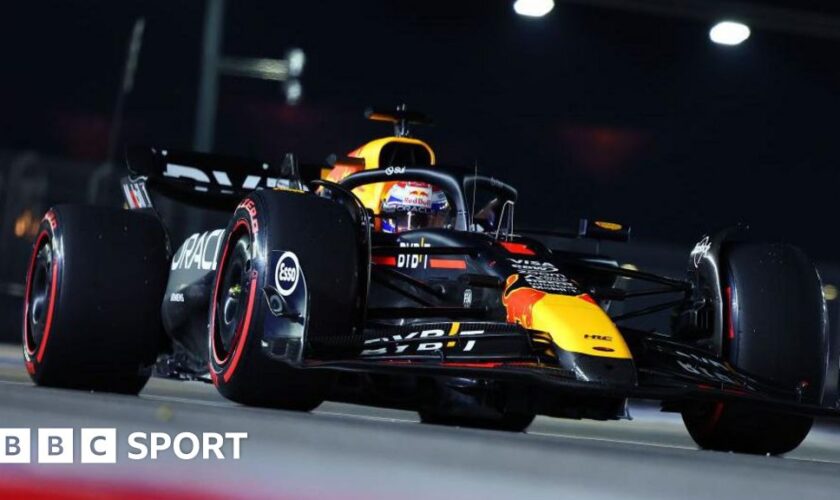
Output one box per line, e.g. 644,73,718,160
141,394,232,408
527,430,695,450
315,410,417,424
0,379,32,386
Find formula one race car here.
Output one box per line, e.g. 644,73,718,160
22,107,837,455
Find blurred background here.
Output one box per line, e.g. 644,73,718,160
2,0,840,342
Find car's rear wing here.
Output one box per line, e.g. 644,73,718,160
122,146,323,210
123,147,330,213
121,147,330,246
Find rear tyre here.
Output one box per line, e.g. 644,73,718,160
419,410,535,432
22,206,169,394
682,242,824,454
209,190,361,410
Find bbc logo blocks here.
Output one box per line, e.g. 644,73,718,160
0,429,30,464
38,428,73,464
80,429,117,463
1,428,117,463
1,429,247,463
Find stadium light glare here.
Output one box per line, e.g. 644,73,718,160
286,48,306,78
709,21,751,46
513,0,555,18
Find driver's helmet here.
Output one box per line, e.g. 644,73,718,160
380,181,449,233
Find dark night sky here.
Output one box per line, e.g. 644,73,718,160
2,1,840,260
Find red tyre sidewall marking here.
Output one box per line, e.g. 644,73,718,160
724,286,735,342
209,218,259,384
23,229,59,365
23,230,49,356
705,283,736,431
705,401,726,434
223,276,257,383
36,259,58,363
209,222,242,366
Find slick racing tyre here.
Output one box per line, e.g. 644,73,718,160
209,189,362,411
682,401,812,455
22,206,169,394
682,243,825,455
419,409,535,432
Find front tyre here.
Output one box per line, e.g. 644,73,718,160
682,401,812,455
681,242,823,454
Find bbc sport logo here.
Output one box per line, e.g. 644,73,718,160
0,429,248,463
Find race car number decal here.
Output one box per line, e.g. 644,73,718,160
275,251,301,297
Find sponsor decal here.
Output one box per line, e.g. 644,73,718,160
691,235,711,269
508,259,558,273
397,238,430,269
238,199,259,235
163,162,285,191
170,229,225,272
585,334,612,342
507,258,580,294
463,288,473,308
275,251,301,297
383,182,433,214
169,293,185,303
0,428,247,463
361,326,485,356
122,180,153,209
384,166,406,176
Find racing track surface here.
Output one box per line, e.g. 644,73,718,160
1,344,840,499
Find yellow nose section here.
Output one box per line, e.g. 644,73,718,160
531,294,632,359
503,279,632,360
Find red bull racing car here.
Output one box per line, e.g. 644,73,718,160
22,107,838,455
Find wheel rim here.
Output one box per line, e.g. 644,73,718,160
212,225,252,364
25,233,53,355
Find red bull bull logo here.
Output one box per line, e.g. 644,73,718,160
407,189,429,198
502,275,545,328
